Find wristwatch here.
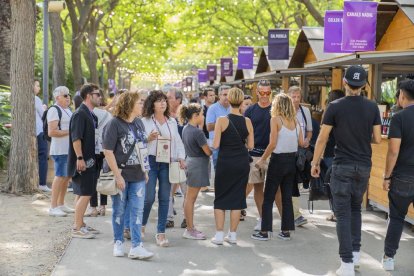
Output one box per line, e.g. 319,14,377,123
383,175,392,181
77,156,83,160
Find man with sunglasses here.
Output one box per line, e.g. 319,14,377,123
202,88,217,138
244,79,272,231
47,86,74,217
68,83,102,239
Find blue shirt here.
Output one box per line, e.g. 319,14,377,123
205,102,230,142
244,103,271,157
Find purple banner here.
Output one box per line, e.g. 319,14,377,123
198,70,208,83
268,29,289,60
220,58,233,77
108,79,116,93
324,11,350,53
342,1,378,52
207,65,217,81
237,46,254,69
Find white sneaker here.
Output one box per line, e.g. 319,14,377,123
210,231,224,245
39,185,52,192
336,261,355,276
113,240,125,257
254,218,262,231
382,255,394,271
49,207,67,217
352,252,360,270
59,205,75,213
128,243,154,260
224,232,237,244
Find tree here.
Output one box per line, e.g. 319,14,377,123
0,0,11,86
50,12,66,89
7,0,37,194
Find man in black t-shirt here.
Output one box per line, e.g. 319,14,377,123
382,79,414,271
202,88,216,138
68,83,102,239
311,66,381,275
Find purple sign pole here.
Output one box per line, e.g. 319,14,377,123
198,70,208,83
268,29,289,60
342,1,378,52
237,46,254,69
207,65,217,81
220,58,233,77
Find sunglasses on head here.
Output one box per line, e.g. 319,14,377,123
258,79,271,86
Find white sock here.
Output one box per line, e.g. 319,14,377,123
229,232,237,240
215,231,224,240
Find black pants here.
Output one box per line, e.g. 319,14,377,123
261,153,296,232
37,133,48,186
90,153,107,207
384,174,414,258
331,163,370,263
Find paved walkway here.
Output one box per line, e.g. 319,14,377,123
53,192,414,276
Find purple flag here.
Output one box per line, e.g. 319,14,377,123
237,46,254,69
108,79,117,93
342,1,378,52
324,11,351,53
207,65,217,81
198,70,208,83
268,29,289,60
186,77,192,87
220,58,233,77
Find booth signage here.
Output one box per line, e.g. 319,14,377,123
342,1,378,52
198,70,208,83
237,46,254,69
324,11,353,53
268,29,289,60
220,58,233,77
207,65,217,81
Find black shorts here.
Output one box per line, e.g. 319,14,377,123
72,170,98,196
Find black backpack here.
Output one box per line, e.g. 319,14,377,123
42,105,62,141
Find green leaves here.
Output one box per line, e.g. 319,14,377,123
0,91,11,169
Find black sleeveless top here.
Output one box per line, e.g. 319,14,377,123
219,114,248,153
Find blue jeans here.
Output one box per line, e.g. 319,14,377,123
142,155,171,233
37,133,48,186
331,163,370,263
111,180,146,247
384,174,414,258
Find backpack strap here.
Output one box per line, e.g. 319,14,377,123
299,105,307,130
51,105,62,130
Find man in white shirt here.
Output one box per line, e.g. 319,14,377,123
34,80,51,192
288,86,313,227
47,86,74,217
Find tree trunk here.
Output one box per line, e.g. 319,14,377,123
72,34,83,90
84,19,99,85
296,0,324,26
7,0,37,194
49,12,66,89
107,59,117,81
0,0,11,86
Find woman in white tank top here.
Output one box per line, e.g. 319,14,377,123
251,93,304,241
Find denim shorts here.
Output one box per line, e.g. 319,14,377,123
51,155,69,177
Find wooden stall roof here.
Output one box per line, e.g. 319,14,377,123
288,27,343,69
255,46,294,74
234,57,259,81
381,0,414,24
219,65,237,83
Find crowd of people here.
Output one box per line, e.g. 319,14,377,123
33,65,414,275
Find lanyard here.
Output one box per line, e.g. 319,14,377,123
56,104,73,119
152,116,172,139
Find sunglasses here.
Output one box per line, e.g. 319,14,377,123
258,91,271,96
91,92,102,97
62,94,70,98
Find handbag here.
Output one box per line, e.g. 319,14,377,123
169,161,187,183
308,163,332,213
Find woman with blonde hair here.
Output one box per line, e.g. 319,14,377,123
211,87,254,245
251,93,304,241
103,92,154,259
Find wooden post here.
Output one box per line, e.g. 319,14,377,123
282,76,289,93
301,75,308,101
331,68,343,90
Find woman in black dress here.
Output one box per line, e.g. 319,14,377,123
211,87,254,245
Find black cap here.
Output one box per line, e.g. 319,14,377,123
344,65,367,88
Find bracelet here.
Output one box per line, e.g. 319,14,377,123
383,175,392,181
311,162,319,167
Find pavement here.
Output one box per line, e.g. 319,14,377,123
52,191,414,276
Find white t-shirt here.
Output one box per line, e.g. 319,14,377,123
47,105,72,155
296,105,313,140
35,96,44,136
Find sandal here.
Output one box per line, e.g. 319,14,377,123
84,207,99,217
326,214,337,222
240,209,246,221
166,220,174,228
155,233,169,247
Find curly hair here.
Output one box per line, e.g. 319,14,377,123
142,90,170,118
112,92,141,120
178,103,202,125
270,93,296,121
